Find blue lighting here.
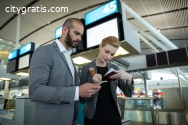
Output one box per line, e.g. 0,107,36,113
19,42,34,56
85,0,119,26
54,26,62,39
8,50,19,61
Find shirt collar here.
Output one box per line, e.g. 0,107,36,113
55,39,72,55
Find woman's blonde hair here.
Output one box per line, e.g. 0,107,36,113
101,36,120,48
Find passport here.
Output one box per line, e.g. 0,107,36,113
102,68,117,81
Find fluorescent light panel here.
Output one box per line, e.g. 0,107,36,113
0,78,11,80
114,47,129,57
16,72,29,76
73,56,91,65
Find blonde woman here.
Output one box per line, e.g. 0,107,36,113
80,36,134,125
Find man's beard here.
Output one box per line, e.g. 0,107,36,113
65,31,80,48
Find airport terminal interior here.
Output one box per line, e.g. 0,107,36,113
0,0,188,125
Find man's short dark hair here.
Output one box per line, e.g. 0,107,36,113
63,18,83,31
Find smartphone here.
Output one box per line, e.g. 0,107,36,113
97,81,107,86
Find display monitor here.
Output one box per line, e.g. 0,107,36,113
146,54,157,67
19,42,35,56
8,50,19,61
168,48,188,64
156,52,168,66
7,59,18,73
54,26,62,39
71,47,77,55
18,54,30,70
85,0,119,26
86,18,119,49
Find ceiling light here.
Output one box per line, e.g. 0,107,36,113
47,21,51,24
0,51,9,55
157,28,160,32
114,47,129,57
16,72,29,76
73,56,92,65
0,78,11,81
0,39,2,41
19,45,21,46
134,78,143,83
10,42,12,44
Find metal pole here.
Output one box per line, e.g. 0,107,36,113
122,1,178,50
150,99,156,125
175,67,186,108
176,67,188,124
143,76,148,98
4,81,9,98
130,23,169,51
136,33,159,53
155,108,159,125
15,14,20,49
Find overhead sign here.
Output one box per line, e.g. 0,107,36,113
54,26,62,39
85,0,119,26
8,50,19,61
19,42,35,56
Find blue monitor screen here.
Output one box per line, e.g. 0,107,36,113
54,26,62,39
19,42,34,56
8,50,19,61
85,0,119,26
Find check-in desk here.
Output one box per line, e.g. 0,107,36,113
0,97,33,125
118,97,187,125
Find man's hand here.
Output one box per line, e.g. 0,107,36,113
79,83,101,98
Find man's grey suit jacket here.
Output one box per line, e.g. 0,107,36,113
29,42,79,125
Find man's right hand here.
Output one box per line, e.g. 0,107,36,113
79,83,101,98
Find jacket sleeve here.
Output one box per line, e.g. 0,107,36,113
114,65,134,97
79,64,97,104
29,46,76,104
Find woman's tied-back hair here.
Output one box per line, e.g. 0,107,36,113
101,36,120,48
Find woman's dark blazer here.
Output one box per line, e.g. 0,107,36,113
79,60,134,119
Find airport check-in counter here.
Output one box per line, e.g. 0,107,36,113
0,88,187,125
0,97,33,125
118,96,188,125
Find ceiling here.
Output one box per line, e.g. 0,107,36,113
0,0,188,65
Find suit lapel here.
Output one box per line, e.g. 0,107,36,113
71,58,78,86
53,42,73,79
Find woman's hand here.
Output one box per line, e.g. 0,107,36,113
110,70,132,82
92,74,102,84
